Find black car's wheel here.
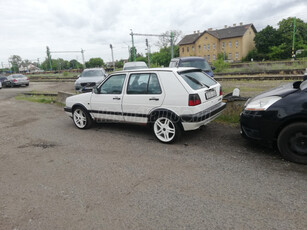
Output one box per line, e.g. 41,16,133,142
277,122,307,164
152,115,181,143
72,107,93,129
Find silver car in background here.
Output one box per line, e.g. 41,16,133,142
4,74,29,87
123,61,148,70
74,68,106,92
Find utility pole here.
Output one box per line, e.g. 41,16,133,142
170,31,174,59
130,29,136,61
292,17,296,58
129,31,175,60
46,46,52,70
81,49,86,68
145,39,150,67
110,44,115,71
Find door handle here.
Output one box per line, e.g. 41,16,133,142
149,97,159,101
113,97,121,100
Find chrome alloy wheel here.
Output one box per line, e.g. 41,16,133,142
154,117,176,143
73,108,87,129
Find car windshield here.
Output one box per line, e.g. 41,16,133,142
81,70,103,77
179,70,216,90
180,60,212,71
12,75,24,78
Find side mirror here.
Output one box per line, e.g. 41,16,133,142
211,66,216,70
77,74,80,78
93,87,99,94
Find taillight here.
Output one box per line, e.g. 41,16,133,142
26,77,29,80
220,86,223,96
189,94,201,106
13,79,17,82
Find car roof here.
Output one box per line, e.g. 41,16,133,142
110,67,201,74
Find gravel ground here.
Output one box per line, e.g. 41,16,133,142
0,83,306,230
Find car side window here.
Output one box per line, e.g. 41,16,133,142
148,74,162,94
127,73,161,94
99,74,126,94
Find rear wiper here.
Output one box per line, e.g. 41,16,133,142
185,75,209,88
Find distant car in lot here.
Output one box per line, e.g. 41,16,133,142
65,68,225,143
240,79,307,164
3,74,29,87
169,57,215,77
123,61,148,70
74,68,106,92
0,75,7,89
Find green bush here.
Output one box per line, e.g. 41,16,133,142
62,71,69,77
213,55,229,72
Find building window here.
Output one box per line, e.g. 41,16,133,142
229,41,232,48
198,45,201,52
228,53,232,60
213,43,216,50
205,37,208,40
187,47,189,52
236,40,238,48
182,47,184,53
208,44,210,50
235,52,239,59
207,55,210,61
192,46,195,52
222,42,225,49
213,54,216,61
203,44,206,50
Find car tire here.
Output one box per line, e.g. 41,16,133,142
152,115,181,143
277,122,307,164
72,107,93,129
26,83,29,86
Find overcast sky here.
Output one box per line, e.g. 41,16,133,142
0,0,306,67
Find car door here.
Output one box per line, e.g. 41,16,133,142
90,74,126,121
122,72,165,123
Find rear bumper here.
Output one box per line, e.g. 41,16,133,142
181,102,226,131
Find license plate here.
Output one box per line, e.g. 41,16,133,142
205,89,217,99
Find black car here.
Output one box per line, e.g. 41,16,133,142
240,79,307,164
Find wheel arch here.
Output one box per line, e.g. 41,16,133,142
148,108,183,130
275,116,307,139
71,103,94,120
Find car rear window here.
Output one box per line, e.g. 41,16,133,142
179,70,216,90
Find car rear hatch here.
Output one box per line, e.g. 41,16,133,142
178,69,222,111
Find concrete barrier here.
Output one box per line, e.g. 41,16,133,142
57,91,75,104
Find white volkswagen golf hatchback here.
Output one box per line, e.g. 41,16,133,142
65,68,226,143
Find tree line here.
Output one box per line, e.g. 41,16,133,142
246,17,307,61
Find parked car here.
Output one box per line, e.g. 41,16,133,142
123,61,148,70
169,57,215,77
65,68,226,143
3,74,29,87
74,68,106,92
240,79,307,164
